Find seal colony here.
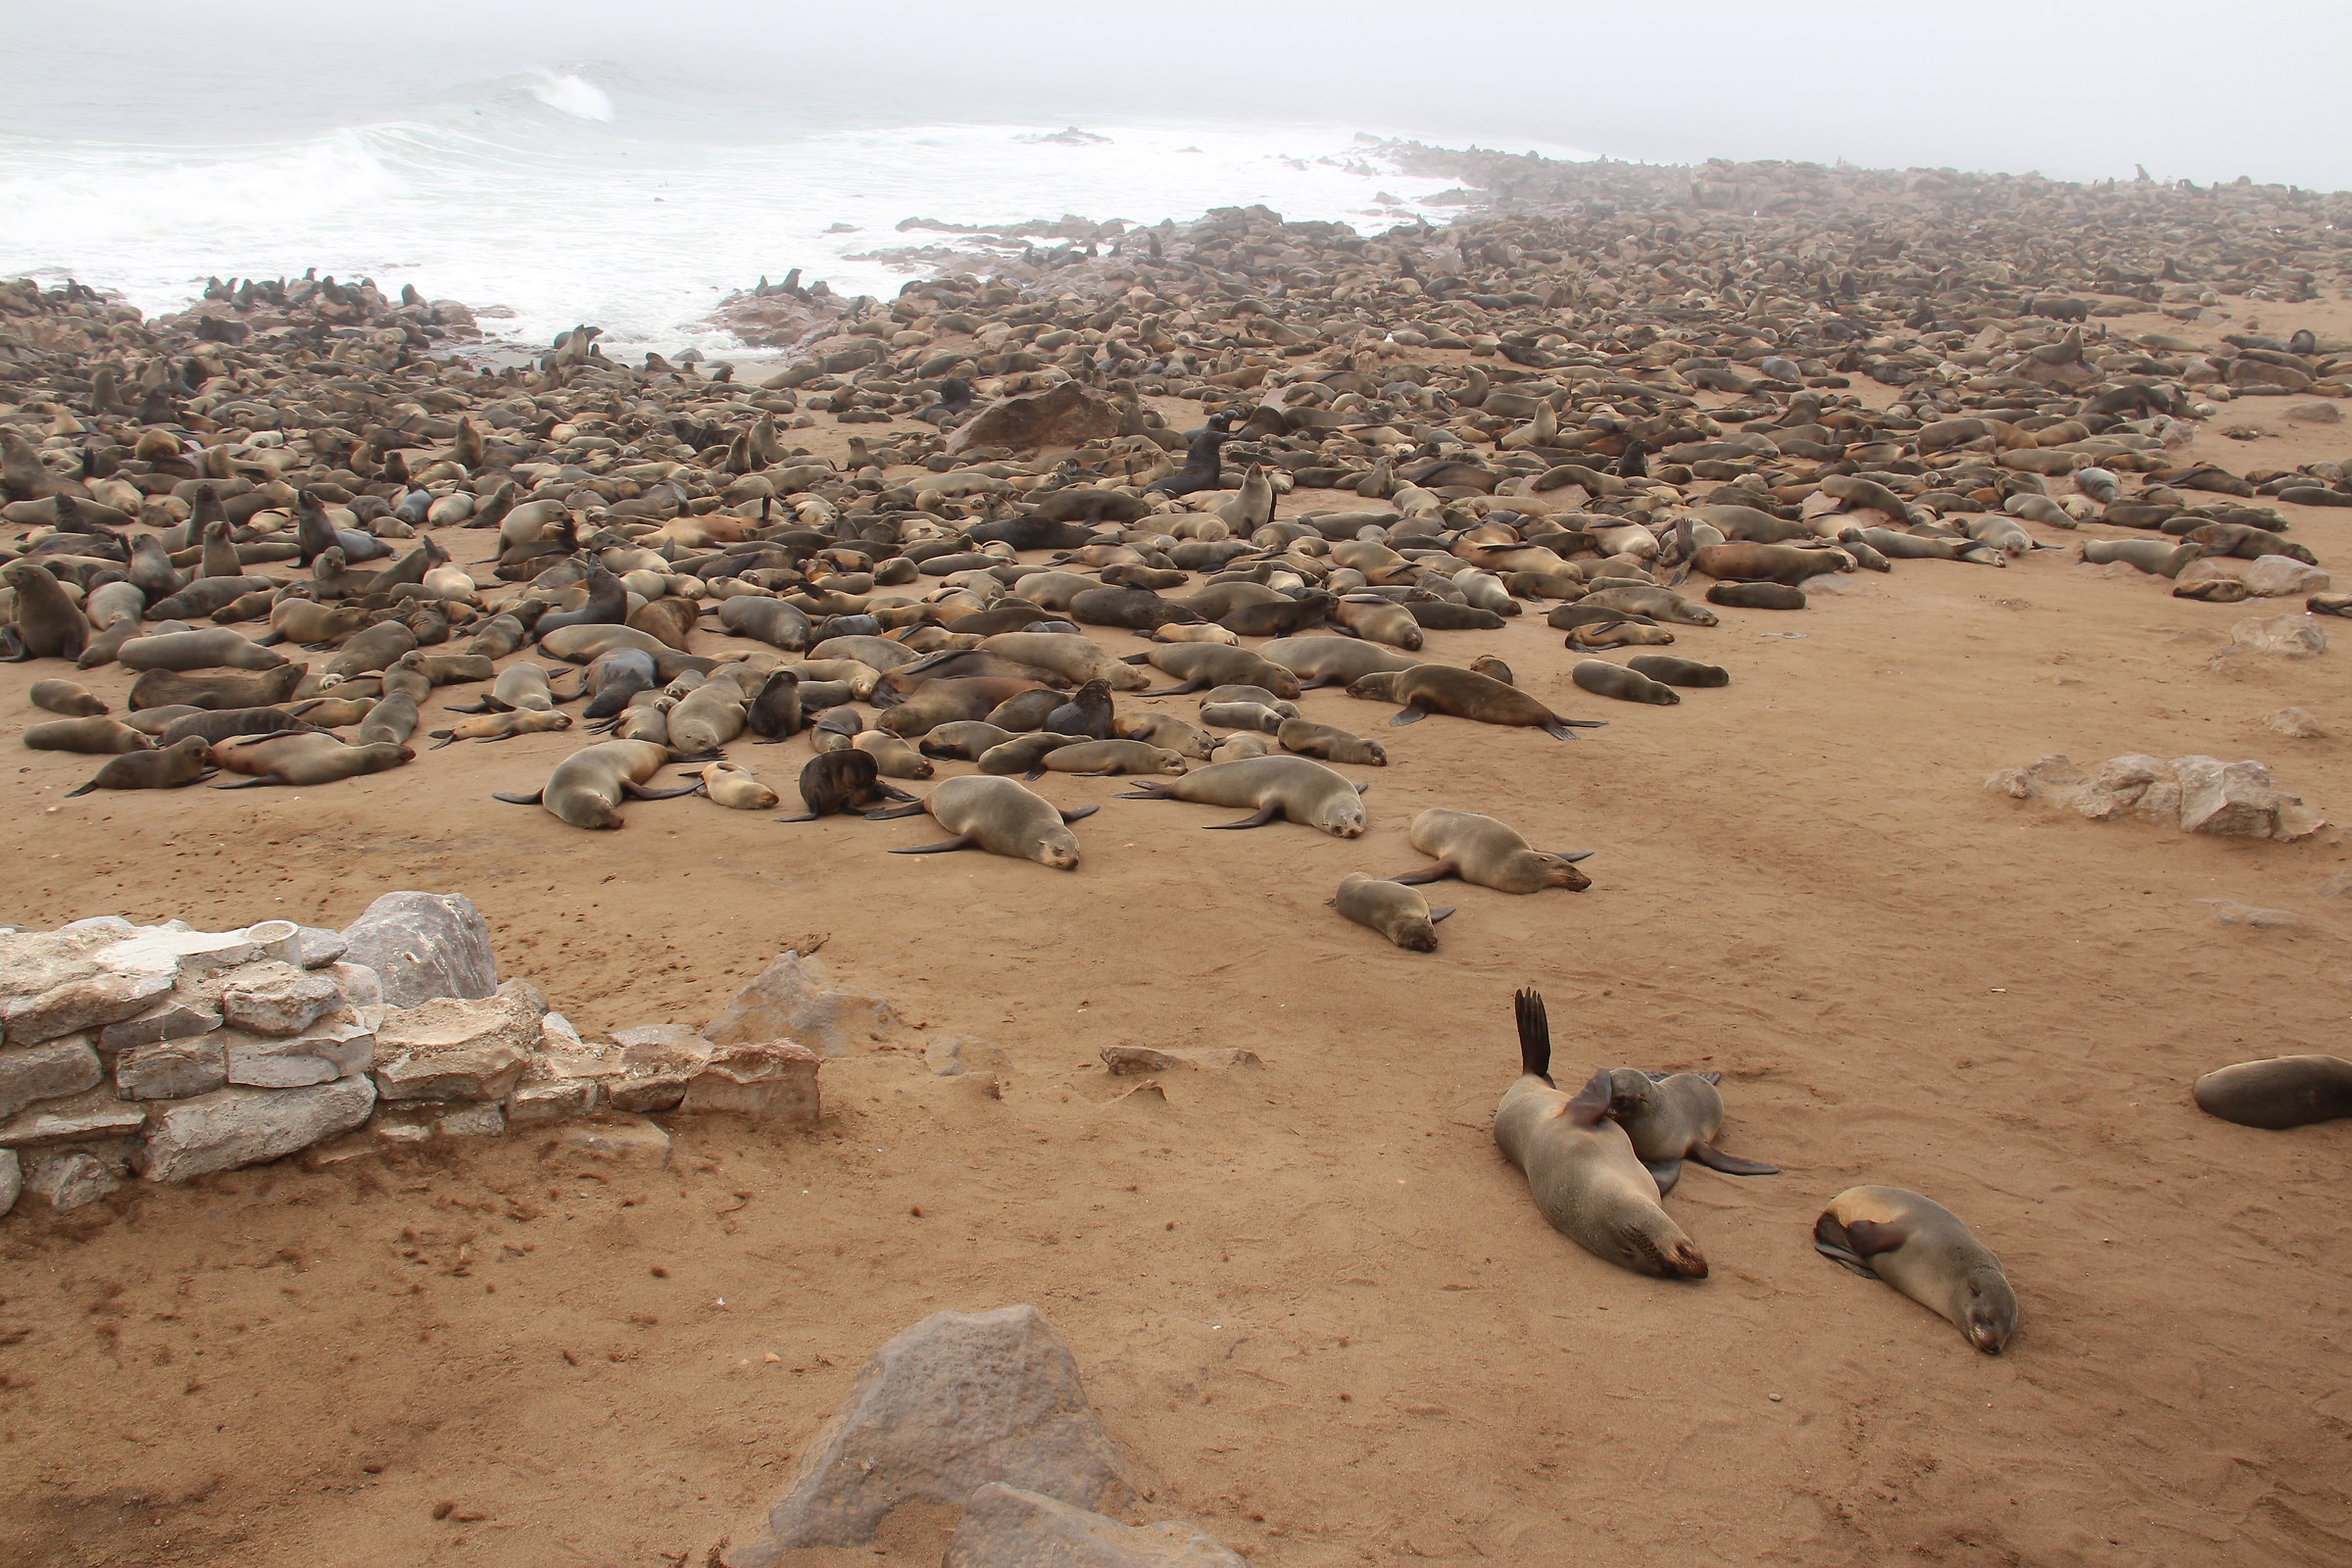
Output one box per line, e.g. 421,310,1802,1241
2,141,2351,1563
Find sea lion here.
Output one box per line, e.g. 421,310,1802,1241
852,730,934,778
2183,521,2316,565
157,707,321,747
128,663,305,711
977,733,1085,774
778,750,915,821
28,678,106,715
1044,678,1114,739
1626,656,1729,688
2174,578,2253,603
1026,738,1186,778
63,736,215,797
1706,582,1807,611
1348,665,1602,740
1404,601,1507,631
1573,660,1681,706
1388,808,1592,893
1277,717,1387,766
666,679,748,753
1566,619,1677,650
1220,594,1337,638
879,677,1050,737
918,720,1017,760
1603,1069,1780,1196
24,716,154,754
1690,542,1852,586
1200,685,1298,716
1578,585,1719,626
1494,990,1708,1280
117,626,288,672
426,710,572,748
211,733,414,788
358,691,420,746
695,760,780,810
1200,701,1288,734
873,775,1098,868
1329,872,1453,952
2081,538,2203,577
1132,643,1303,699
1470,655,1515,686
2191,1054,2352,1128
1331,596,1424,650
1114,712,1216,759
1068,586,1200,630
492,739,703,828
979,632,1153,692
744,667,804,742
1114,755,1368,836
1814,1187,2018,1354
1257,634,1425,690
2,562,91,662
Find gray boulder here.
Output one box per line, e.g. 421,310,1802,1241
219,962,345,1036
23,1150,121,1213
137,1077,376,1183
338,892,497,1008
705,952,897,1057
116,1037,230,1101
0,1035,104,1119
944,1485,1249,1568
728,1304,1129,1563
371,980,544,1102
0,1149,17,1216
680,1041,821,1123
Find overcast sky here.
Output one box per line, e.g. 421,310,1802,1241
5,0,2347,190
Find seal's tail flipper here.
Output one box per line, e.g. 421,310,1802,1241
1812,1212,1880,1278
1693,1144,1780,1176
1513,987,1551,1084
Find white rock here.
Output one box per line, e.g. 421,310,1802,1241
0,1148,17,1216
507,1078,599,1125
293,926,348,968
0,1035,104,1118
137,1077,377,1183
2,962,176,1048
371,980,545,1102
2268,707,2325,738
436,1102,506,1138
2174,756,2283,836
552,1115,670,1163
0,1089,148,1149
116,1037,229,1101
218,962,345,1037
222,1020,374,1088
2242,556,2330,597
97,996,224,1054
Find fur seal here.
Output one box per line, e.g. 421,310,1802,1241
977,732,1084,774
359,692,420,746
1131,643,1303,699
1578,585,1719,626
1348,665,1602,740
874,775,1098,868
1625,656,1727,687
211,733,414,787
128,663,305,711
1277,717,1387,765
852,730,933,778
1690,542,1852,587
778,751,914,821
118,626,289,672
2080,539,2203,577
1706,582,1807,611
1200,701,1288,734
1044,678,1114,739
1026,738,1186,778
28,678,107,715
1114,712,1215,759
492,739,703,828
24,716,154,754
2,562,91,662
1257,635,1424,690
426,710,571,747
695,760,780,809
917,720,1016,760
879,677,1049,737
1114,755,1368,836
1815,1187,2018,1354
2191,1055,2352,1128
1604,1069,1779,1196
63,736,214,797
1331,596,1424,650
1494,990,1707,1280
1572,660,1680,706
1329,872,1452,951
1389,808,1591,893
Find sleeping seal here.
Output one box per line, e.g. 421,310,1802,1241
1814,1187,2018,1354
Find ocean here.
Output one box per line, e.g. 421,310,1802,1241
0,61,1590,360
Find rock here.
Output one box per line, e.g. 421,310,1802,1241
1982,765,2034,800
0,1089,148,1149
2131,779,2183,824
2228,357,2312,392
293,926,348,968
945,381,1118,457
321,960,384,1019
705,952,896,1057
1101,1046,1196,1075
2275,800,2328,842
436,1102,506,1138
0,1035,104,1118
338,891,497,1008
2090,753,2169,803
613,1023,715,1058
2269,707,2325,738
2025,753,2086,785
116,1036,229,1100
222,1020,374,1089
2286,402,2344,423
943,1485,1248,1568
218,962,345,1036
2317,872,2352,898
0,933,104,1004
552,1115,670,1164
2174,756,2282,836
2198,900,2302,928
925,1036,1010,1078
97,996,224,1054
370,980,544,1102
98,919,301,978
2242,556,2331,598
2,961,176,1048
680,1041,821,1123
730,1304,1130,1560
603,1070,693,1114
2213,613,2328,667
507,1077,598,1125
0,1149,17,1216
22,1150,121,1213
137,1077,376,1183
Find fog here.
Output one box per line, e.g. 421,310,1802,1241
4,0,2347,190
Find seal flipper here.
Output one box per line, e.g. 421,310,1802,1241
1540,722,1582,741
861,801,928,820
1388,708,1428,727
1386,858,1460,886
1429,906,1455,922
1561,1068,1614,1127
1353,781,1370,794
888,834,976,855
1644,1159,1685,1199
621,781,700,801
1812,1212,1883,1277
1058,803,1100,823
1512,987,1552,1085
492,789,545,805
427,730,459,750
1113,781,1177,800
1691,1144,1780,1176
1202,802,1281,829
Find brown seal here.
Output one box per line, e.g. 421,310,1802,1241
1348,666,1603,740
1388,808,1590,893
211,734,415,788
1706,582,1806,611
1277,717,1387,765
1814,1187,2018,1354
1572,660,1680,706
1690,542,1853,587
1329,872,1453,952
1131,643,1303,699
63,736,214,796
1114,755,1368,836
1603,1070,1780,1196
2191,1054,2352,1128
777,751,915,821
1026,739,1186,778
1626,656,1728,688
24,716,154,754
492,739,703,828
128,663,305,711
28,678,106,716
1494,990,1707,1279
871,775,1098,868
1257,635,1423,690
2,562,92,662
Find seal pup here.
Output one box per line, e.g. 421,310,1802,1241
1387,808,1591,893
871,775,1098,869
1277,717,1387,765
1348,666,1603,740
1044,678,1114,739
1814,1187,2018,1353
1603,1069,1779,1196
2191,1055,2352,1128
1115,755,1368,836
24,716,153,754
1329,872,1453,952
1494,989,1707,1280
1706,582,1807,611
1025,738,1186,778
777,751,915,821
63,736,214,796
426,710,572,748
695,760,780,810
28,678,107,716
492,740,706,829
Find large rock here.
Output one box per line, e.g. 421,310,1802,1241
0,1089,147,1149
219,962,345,1036
23,1150,121,1213
371,980,544,1102
706,952,896,1057
944,1485,1249,1568
0,1035,103,1118
116,1036,229,1101
2242,556,2330,598
338,892,496,1007
2,961,175,1047
0,1149,17,1216
680,1041,821,1123
97,995,224,1054
137,1077,376,1183
2174,755,2283,836
223,1020,374,1089
2227,356,2312,393
946,381,1118,456
728,1304,1130,1563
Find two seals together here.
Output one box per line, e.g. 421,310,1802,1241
1496,988,2017,1354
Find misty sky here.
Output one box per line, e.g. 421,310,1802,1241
3,0,2347,191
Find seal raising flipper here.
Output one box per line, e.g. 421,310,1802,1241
1513,987,1553,1086
1811,1211,1889,1278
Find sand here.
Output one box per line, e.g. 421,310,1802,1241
3,303,2351,1568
